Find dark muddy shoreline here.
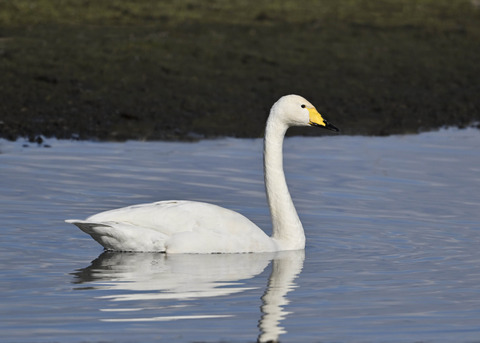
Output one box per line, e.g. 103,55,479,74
1,0,480,141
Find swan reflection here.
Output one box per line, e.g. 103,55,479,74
258,251,304,343
72,250,304,342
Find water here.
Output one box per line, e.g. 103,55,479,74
1,129,479,343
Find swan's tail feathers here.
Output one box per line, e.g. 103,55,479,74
65,219,167,252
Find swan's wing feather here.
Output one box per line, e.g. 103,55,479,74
66,219,168,252
85,201,217,236
67,201,276,253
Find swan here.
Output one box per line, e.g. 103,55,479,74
66,94,339,253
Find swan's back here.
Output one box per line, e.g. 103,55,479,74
68,201,277,253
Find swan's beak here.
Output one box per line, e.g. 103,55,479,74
308,108,340,132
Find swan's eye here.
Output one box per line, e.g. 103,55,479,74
301,104,306,108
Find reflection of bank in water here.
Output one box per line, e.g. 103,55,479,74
72,250,304,342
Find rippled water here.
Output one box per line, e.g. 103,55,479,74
1,129,480,343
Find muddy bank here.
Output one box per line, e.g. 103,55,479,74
1,0,479,141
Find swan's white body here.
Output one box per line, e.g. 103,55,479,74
66,94,338,253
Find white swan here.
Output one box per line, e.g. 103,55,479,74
66,94,339,253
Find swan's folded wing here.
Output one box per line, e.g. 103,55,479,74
66,201,276,253
66,219,168,252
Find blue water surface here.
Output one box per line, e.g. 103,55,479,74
1,128,479,343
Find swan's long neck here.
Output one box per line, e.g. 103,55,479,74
264,114,305,250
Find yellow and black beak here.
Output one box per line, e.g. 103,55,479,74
307,107,339,132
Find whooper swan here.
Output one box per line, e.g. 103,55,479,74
66,95,339,253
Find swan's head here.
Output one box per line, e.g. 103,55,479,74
271,94,339,132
